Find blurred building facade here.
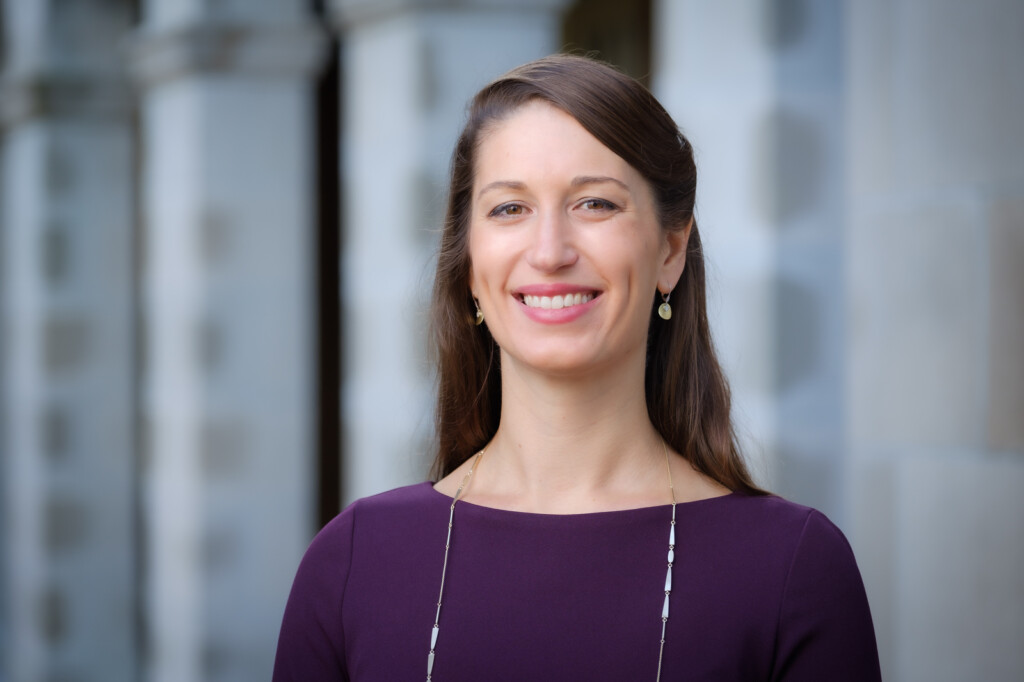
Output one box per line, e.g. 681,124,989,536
0,1,1021,681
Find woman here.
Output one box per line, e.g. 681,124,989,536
274,55,881,681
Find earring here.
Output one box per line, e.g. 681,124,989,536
658,291,672,320
474,299,484,326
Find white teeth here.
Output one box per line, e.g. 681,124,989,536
522,293,594,309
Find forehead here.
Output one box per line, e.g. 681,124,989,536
472,100,636,187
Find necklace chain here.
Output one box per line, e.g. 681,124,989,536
427,444,678,681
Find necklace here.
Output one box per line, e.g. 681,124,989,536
426,443,678,681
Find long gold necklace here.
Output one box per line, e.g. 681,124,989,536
426,443,678,681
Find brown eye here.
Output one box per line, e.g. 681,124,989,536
581,198,616,211
489,203,526,217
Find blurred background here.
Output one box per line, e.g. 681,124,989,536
0,0,1021,680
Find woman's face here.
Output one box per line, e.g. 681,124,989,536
468,100,688,377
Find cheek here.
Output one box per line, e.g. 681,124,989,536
467,229,507,292
604,235,661,284
467,253,482,297
466,227,483,295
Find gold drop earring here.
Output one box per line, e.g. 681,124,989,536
658,291,672,320
474,299,484,326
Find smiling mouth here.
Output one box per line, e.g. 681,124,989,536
518,292,597,310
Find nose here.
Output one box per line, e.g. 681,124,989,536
525,210,578,272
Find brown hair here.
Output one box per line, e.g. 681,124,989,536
429,54,764,495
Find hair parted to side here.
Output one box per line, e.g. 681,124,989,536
429,54,765,495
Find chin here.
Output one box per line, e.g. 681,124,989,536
509,345,632,379
502,346,593,374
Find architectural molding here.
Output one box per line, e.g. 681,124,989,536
0,74,131,129
329,0,571,28
127,21,329,87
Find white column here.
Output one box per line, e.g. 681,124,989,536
846,1,1024,680
330,0,571,502
653,0,780,491
129,3,327,680
653,0,848,515
1,1,136,680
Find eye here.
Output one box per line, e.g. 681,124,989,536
579,198,618,212
488,202,528,218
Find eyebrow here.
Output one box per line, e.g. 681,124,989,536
570,175,630,191
476,180,526,199
475,175,630,200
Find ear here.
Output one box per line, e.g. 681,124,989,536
657,219,692,294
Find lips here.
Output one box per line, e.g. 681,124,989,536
511,285,602,324
521,292,594,310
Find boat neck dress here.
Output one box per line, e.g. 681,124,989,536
273,481,881,681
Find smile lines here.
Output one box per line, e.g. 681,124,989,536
521,292,594,310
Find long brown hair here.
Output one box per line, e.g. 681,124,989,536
429,54,764,495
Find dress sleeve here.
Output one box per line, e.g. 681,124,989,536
272,505,355,682
770,510,882,681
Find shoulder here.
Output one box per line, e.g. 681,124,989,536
715,496,882,681
691,492,848,558
307,482,441,551
303,481,453,577
282,482,441,614
717,491,823,528
351,480,442,513
702,494,880,679
726,495,859,582
721,494,862,588
685,493,866,609
273,482,442,680
344,481,446,534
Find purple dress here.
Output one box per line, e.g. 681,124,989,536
273,482,881,681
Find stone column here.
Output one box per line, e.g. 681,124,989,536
128,4,327,681
652,0,847,517
329,0,571,502
846,1,1024,679
0,1,136,680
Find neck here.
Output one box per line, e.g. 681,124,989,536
476,350,670,513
